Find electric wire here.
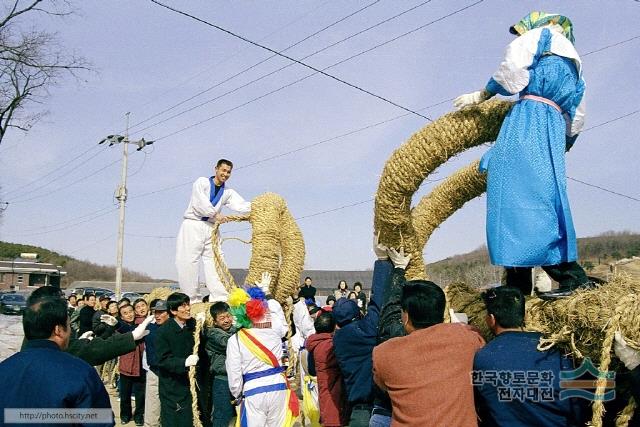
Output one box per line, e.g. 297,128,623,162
149,0,486,122
128,0,382,132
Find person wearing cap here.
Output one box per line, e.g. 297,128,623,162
175,159,251,303
454,11,591,299
331,237,393,427
143,299,170,427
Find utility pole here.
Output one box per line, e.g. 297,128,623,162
99,115,154,300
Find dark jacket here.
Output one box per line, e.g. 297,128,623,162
91,309,109,337
298,285,317,302
78,305,97,335
373,266,407,412
474,331,584,427
145,322,161,374
205,325,236,376
21,332,137,366
307,332,350,427
333,259,391,404
0,340,113,427
156,317,196,406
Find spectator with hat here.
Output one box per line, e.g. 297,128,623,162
143,299,170,427
332,237,392,427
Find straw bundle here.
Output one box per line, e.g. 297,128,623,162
374,100,512,279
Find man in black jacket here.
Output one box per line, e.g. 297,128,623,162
155,292,199,427
298,276,317,303
78,293,97,335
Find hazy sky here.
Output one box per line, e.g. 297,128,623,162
0,0,638,281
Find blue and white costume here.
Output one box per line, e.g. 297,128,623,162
176,176,251,302
480,25,585,267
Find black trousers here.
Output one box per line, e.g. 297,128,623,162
505,261,588,294
120,373,146,423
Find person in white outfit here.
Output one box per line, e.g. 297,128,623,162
175,159,251,302
225,277,299,427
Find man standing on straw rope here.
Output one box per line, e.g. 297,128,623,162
454,12,593,299
176,158,251,303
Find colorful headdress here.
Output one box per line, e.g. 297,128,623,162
227,286,268,329
509,11,575,44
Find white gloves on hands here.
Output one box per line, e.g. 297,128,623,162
373,232,389,260
449,309,469,324
195,312,206,323
256,272,272,294
614,331,640,370
453,90,490,109
387,247,411,270
100,314,118,326
185,354,199,367
79,331,94,341
132,315,153,340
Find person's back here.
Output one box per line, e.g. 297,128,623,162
374,323,483,426
332,259,390,408
473,287,583,426
0,296,112,426
372,280,484,427
306,311,349,427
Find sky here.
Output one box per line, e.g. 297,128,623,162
0,0,638,281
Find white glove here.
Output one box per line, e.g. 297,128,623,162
449,309,469,324
373,232,389,260
79,331,94,340
255,272,272,294
185,354,199,367
195,312,206,323
387,247,411,270
131,315,153,340
100,314,118,326
614,331,640,370
453,90,490,109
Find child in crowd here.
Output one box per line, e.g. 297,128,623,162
205,302,237,427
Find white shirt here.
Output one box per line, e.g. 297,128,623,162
182,177,251,221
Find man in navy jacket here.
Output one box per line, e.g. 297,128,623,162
332,239,392,426
0,296,113,426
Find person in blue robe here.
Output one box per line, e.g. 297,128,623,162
454,12,592,299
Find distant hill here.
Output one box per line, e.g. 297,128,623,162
2,231,639,289
426,231,640,287
0,241,155,286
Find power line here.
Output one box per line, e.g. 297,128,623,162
8,157,121,204
5,207,118,237
128,0,332,118
150,0,485,121
582,34,640,57
567,177,639,202
2,145,105,197
129,0,383,133
3,205,116,234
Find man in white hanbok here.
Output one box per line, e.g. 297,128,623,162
175,159,251,302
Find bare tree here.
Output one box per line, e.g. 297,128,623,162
0,0,88,144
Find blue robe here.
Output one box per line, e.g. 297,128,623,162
481,27,586,267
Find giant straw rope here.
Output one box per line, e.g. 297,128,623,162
374,99,512,279
374,99,639,426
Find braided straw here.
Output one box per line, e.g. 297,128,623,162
188,317,205,427
244,193,285,294
411,160,486,251
374,100,512,279
276,207,306,304
615,397,636,427
211,215,250,292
